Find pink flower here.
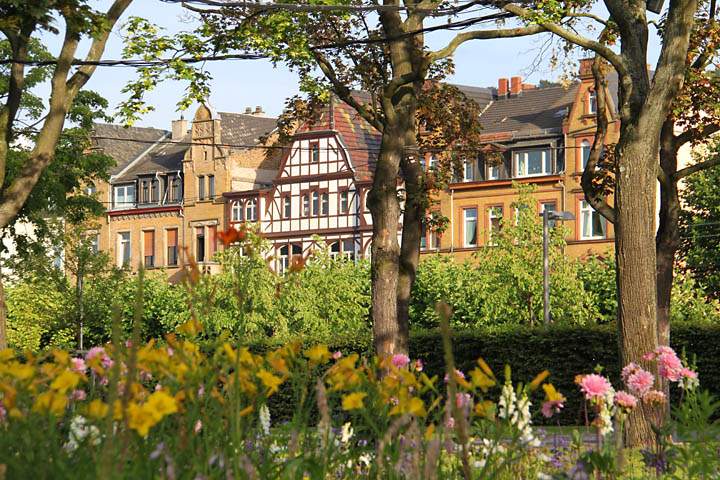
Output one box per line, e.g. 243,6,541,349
541,400,564,418
332,351,343,360
167,347,174,356
444,369,466,384
681,367,698,380
621,362,640,383
579,374,612,400
614,391,638,410
626,369,654,397
455,393,472,409
658,352,683,381
0,403,6,423
414,359,424,372
71,389,87,401
85,346,106,361
391,354,410,368
445,416,455,429
194,419,203,434
198,385,205,398
71,358,87,373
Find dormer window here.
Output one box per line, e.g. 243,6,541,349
588,90,597,115
113,184,135,209
514,149,552,177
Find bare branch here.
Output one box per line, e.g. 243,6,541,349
427,23,545,63
581,55,616,224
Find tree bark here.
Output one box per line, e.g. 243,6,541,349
656,120,681,348
397,150,423,355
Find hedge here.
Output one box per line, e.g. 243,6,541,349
257,322,720,426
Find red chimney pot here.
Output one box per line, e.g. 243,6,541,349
498,78,509,97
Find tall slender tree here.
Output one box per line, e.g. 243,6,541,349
0,0,133,349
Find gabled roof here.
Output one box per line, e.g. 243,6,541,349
218,112,278,147
478,84,579,137
115,134,188,181
92,123,169,176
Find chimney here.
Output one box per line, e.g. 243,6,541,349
254,106,265,116
522,83,536,91
498,78,509,98
579,58,594,79
244,107,252,114
171,116,187,141
510,76,522,96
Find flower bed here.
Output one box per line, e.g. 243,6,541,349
0,321,715,479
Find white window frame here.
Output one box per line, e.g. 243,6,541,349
339,190,349,213
581,140,592,171
514,149,552,178
463,160,475,182
580,200,607,240
113,184,136,209
245,198,257,221
588,90,597,115
118,231,131,267
463,207,478,248
283,195,291,218
231,201,243,222
487,164,500,180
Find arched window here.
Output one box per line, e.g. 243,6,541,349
231,201,243,222
329,241,340,258
364,190,370,213
581,140,592,170
245,198,257,221
311,191,319,216
321,193,329,215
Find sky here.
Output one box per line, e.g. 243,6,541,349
55,1,664,130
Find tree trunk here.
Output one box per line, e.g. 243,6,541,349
370,123,404,358
615,130,662,447
656,120,680,348
397,151,423,355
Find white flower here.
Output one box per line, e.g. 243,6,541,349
259,404,271,436
358,454,372,467
65,415,100,452
340,422,354,444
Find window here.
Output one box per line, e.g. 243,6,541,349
580,200,607,239
208,225,217,259
541,201,558,228
487,163,500,180
463,208,478,247
342,239,356,260
167,229,178,266
245,198,257,221
588,90,597,114
143,230,155,268
208,175,215,199
429,155,438,170
169,176,181,203
310,142,320,163
196,227,205,262
311,191,319,216
488,206,503,245
291,244,302,264
339,190,349,213
90,234,99,254
329,241,340,259
302,194,310,216
282,195,291,219
581,140,592,170
198,175,205,200
514,149,552,177
321,193,329,216
420,222,428,250
463,159,475,182
231,201,243,222
114,184,136,208
85,183,96,196
278,245,290,273
151,179,159,203
141,179,150,203
118,232,131,267
364,190,370,213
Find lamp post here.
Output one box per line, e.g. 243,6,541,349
540,209,575,325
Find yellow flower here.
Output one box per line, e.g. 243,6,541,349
33,391,67,415
477,358,495,380
529,370,550,391
6,362,34,381
341,392,367,411
0,348,14,362
470,368,496,392
256,369,283,396
542,383,566,403
475,400,496,419
144,390,178,421
304,345,331,364
424,424,436,441
407,397,427,417
239,405,255,417
127,402,157,437
50,370,81,394
87,399,109,419
177,318,202,336
52,350,70,366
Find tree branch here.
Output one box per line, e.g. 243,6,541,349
581,55,616,224
675,149,720,179
427,23,545,63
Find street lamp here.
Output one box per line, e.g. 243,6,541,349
540,209,575,325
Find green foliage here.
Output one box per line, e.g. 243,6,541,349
576,253,617,323
412,184,596,328
680,153,720,298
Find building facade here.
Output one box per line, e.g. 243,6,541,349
91,105,279,280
